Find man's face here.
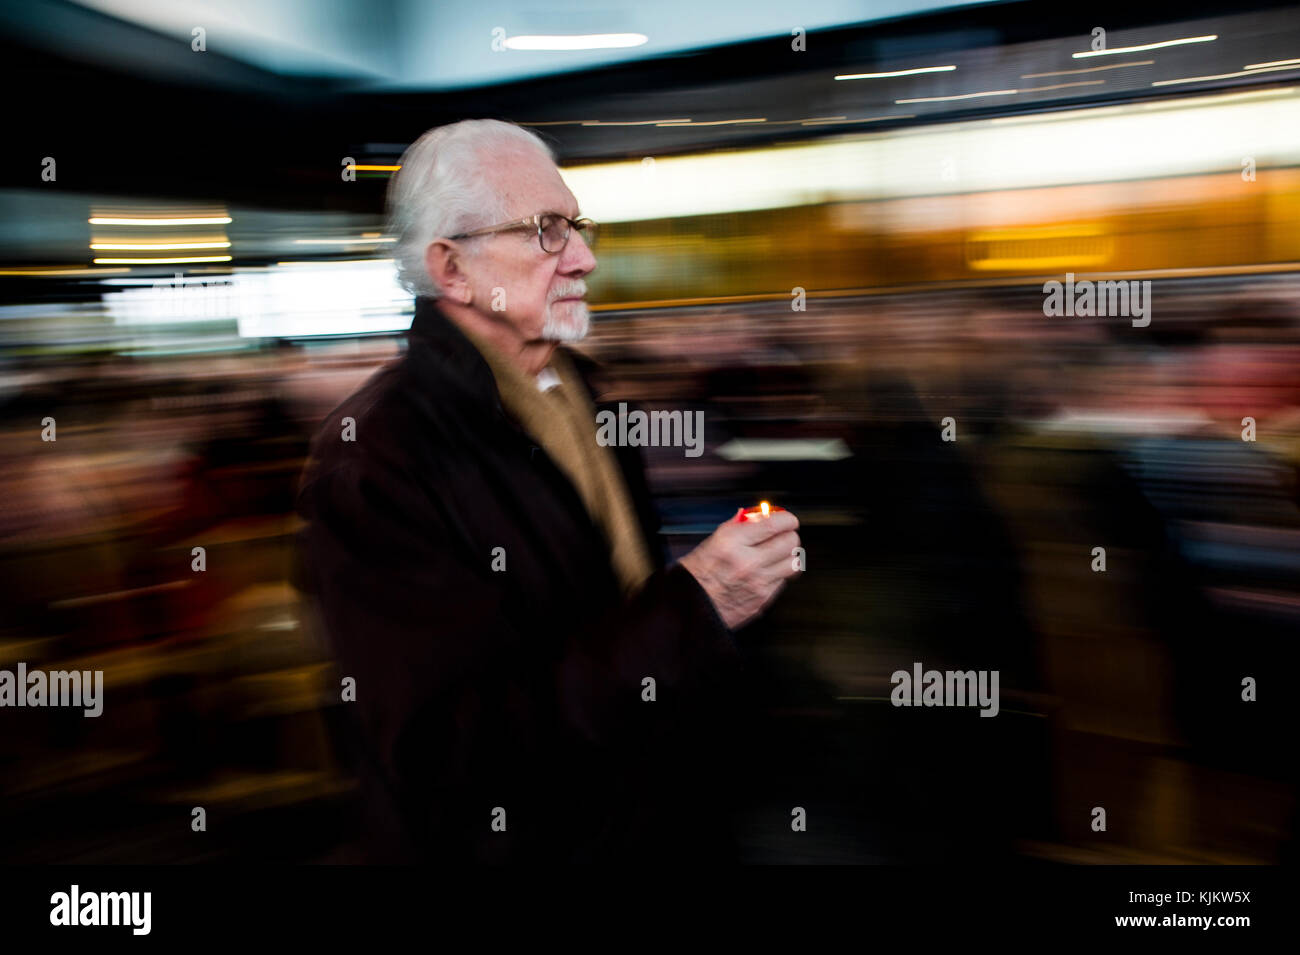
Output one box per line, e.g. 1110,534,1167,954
463,144,597,343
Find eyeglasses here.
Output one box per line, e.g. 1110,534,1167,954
449,212,598,254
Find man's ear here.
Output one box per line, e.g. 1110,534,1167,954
425,239,472,304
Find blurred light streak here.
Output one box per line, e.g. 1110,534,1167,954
96,259,411,338
1244,58,1300,69
503,33,648,51
291,237,395,245
1017,80,1105,93
88,216,232,226
835,65,955,80
89,241,232,250
896,88,1018,103
1152,62,1300,86
0,267,130,276
655,118,766,126
1072,34,1217,58
93,256,233,264
799,115,909,125
559,89,1300,223
716,438,852,461
578,119,691,126
1021,60,1154,78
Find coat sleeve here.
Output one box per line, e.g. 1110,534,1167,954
294,448,738,858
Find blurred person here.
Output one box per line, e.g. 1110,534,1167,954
293,119,801,863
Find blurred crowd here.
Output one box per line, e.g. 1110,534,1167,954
1,275,1297,862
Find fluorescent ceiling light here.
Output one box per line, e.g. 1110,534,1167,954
90,241,231,250
503,33,648,51
93,256,233,264
89,216,232,226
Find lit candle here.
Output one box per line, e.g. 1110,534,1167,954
739,501,784,522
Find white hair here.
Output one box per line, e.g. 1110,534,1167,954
385,119,557,299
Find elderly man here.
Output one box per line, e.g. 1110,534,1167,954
295,119,801,863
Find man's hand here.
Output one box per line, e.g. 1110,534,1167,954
678,508,802,632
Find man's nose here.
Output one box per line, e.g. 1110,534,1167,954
560,230,597,274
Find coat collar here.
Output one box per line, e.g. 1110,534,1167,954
405,294,605,406
407,294,499,404
404,295,660,567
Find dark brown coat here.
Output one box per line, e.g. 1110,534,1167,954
294,296,744,863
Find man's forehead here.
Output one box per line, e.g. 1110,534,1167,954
491,146,579,218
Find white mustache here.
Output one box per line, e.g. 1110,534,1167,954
549,281,587,303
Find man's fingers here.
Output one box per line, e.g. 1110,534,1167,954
730,509,799,543
754,530,802,570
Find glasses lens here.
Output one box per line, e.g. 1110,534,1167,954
576,219,598,251
540,214,568,253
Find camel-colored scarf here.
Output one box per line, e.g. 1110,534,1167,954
458,326,654,596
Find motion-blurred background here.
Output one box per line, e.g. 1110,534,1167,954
1,0,1297,863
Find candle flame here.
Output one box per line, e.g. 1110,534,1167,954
760,501,771,517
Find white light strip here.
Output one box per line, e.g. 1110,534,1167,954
558,89,1300,223
655,118,766,127
292,237,396,245
578,119,691,126
835,65,955,80
799,115,908,125
100,277,220,286
1022,60,1154,78
93,256,233,264
1244,58,1300,70
101,259,413,338
717,438,852,461
896,89,1017,104
1152,62,1300,86
1073,34,1216,58
503,33,647,51
1018,80,1105,93
90,241,231,250
274,258,389,267
89,216,232,226
0,267,130,276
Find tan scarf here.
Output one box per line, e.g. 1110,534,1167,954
457,325,654,596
